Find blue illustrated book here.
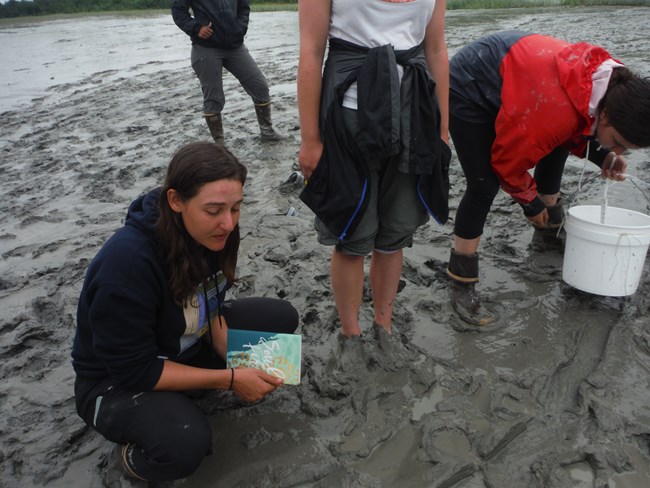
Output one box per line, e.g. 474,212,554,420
226,329,302,385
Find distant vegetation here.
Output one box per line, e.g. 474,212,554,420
0,1,296,18
448,0,648,7
1,0,648,19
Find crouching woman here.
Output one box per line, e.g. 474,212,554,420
72,141,298,482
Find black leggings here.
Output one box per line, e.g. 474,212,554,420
450,114,569,239
75,297,299,482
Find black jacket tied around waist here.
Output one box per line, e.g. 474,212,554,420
300,38,450,242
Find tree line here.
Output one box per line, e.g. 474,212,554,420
0,0,297,19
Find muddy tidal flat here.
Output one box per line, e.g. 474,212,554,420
2,7,650,488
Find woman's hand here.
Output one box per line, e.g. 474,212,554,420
198,22,213,39
231,368,283,404
527,208,549,229
601,152,627,181
298,138,323,181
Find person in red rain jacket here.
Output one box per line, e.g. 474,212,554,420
446,30,650,326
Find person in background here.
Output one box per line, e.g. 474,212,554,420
72,142,299,482
447,30,650,326
172,0,287,143
297,0,451,340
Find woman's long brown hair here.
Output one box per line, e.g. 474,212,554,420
156,141,247,304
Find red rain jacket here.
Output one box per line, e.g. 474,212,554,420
493,35,615,204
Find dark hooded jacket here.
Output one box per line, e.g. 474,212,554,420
172,0,250,49
300,38,450,241
72,189,229,392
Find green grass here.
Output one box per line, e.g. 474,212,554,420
260,0,649,10
251,2,297,11
0,4,296,24
0,1,646,24
560,0,649,4
256,0,650,9
448,0,555,8
447,0,649,7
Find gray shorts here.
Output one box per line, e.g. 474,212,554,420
315,109,429,256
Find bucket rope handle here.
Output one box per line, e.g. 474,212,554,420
561,175,650,235
557,142,650,238
611,232,647,285
565,140,650,218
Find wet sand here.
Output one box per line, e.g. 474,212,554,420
2,7,650,488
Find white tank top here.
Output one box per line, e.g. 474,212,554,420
329,0,437,108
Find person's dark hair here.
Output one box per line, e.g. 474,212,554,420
157,141,247,304
599,67,650,147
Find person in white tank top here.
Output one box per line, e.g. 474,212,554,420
297,0,449,341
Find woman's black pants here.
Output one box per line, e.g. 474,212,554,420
74,297,299,482
449,114,569,239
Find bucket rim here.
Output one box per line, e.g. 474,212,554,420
567,205,650,231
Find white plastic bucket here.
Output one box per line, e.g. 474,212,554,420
562,205,650,296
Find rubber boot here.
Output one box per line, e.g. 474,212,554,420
447,249,496,326
531,198,566,249
204,113,224,145
546,198,565,229
254,102,289,142
104,443,147,483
